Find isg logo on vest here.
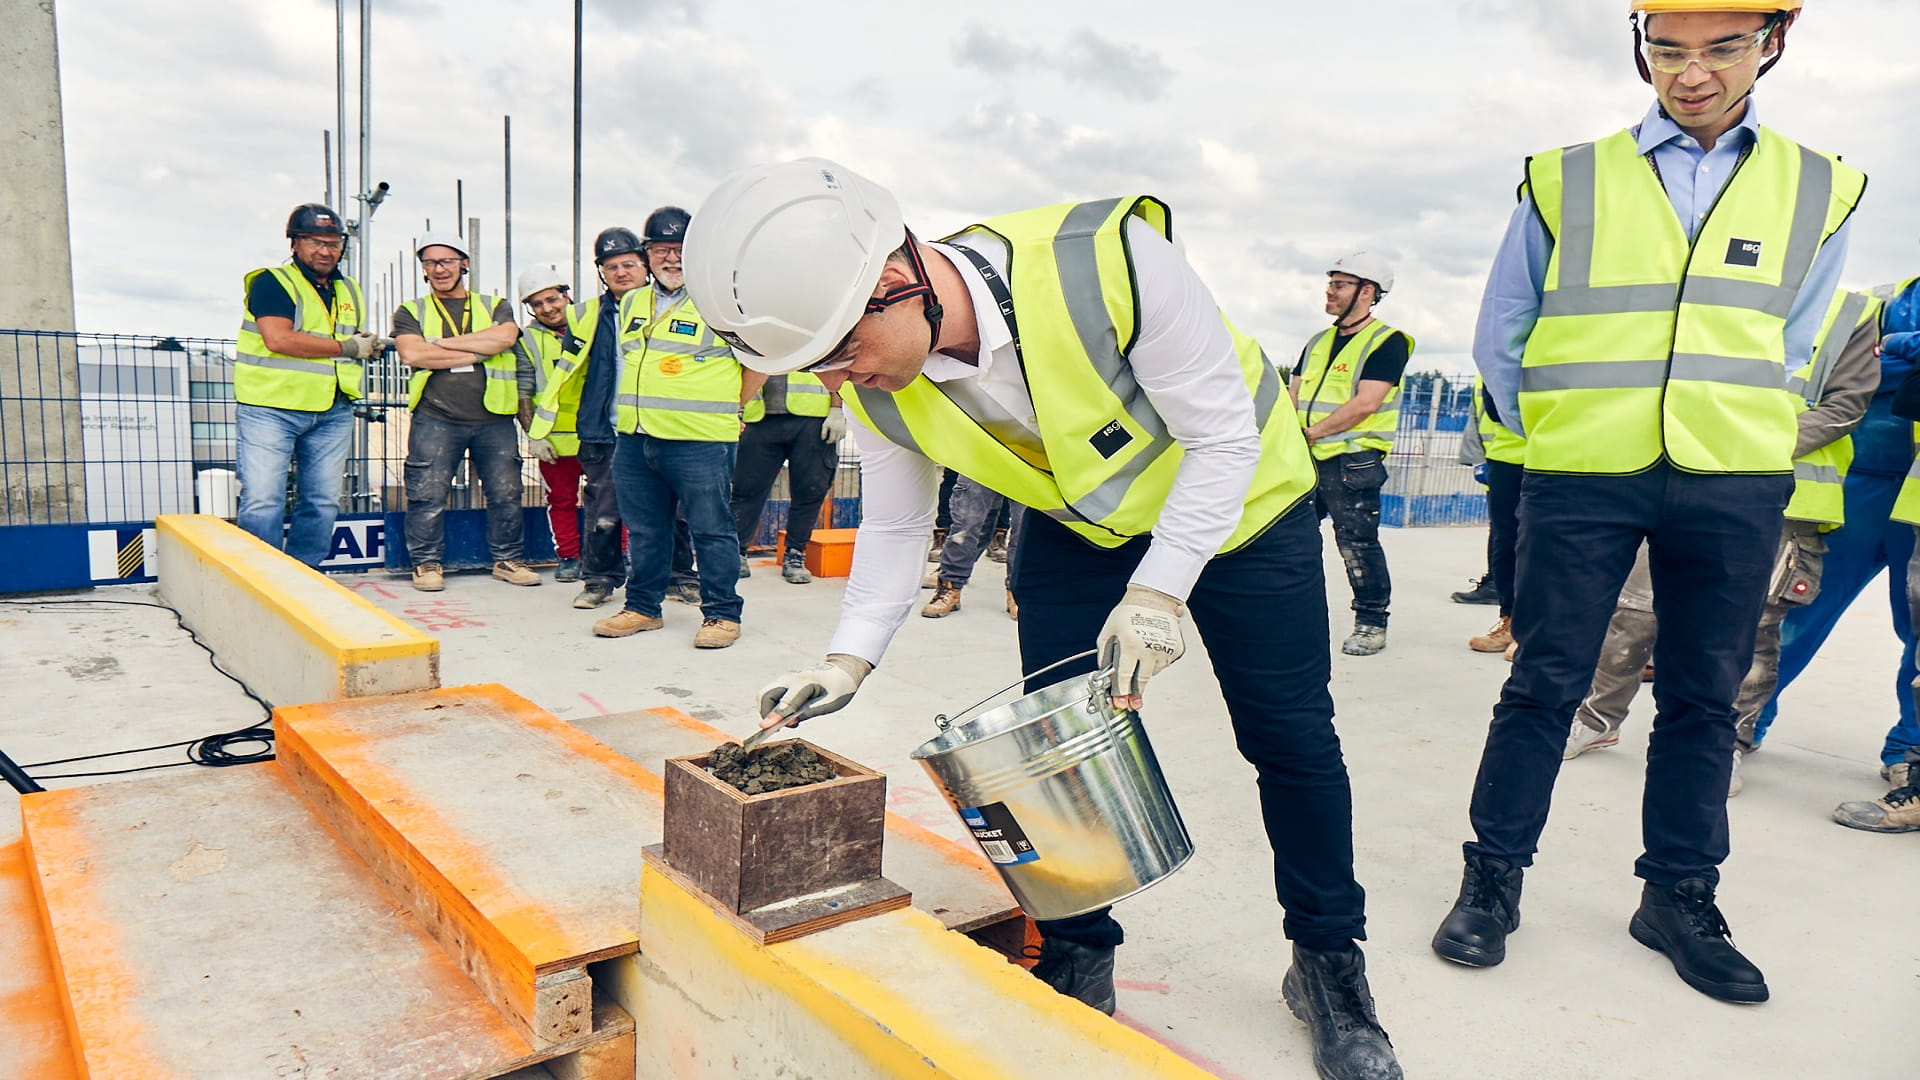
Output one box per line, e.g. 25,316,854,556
1726,238,1765,266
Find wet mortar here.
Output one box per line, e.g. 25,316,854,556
706,741,837,795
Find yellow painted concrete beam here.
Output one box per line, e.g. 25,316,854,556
154,514,437,705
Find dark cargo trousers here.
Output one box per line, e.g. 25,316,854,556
1313,449,1391,629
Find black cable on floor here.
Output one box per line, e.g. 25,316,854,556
1,597,276,780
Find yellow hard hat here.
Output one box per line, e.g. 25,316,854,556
1629,0,1800,11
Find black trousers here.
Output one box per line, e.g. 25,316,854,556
1313,450,1391,628
1011,503,1367,950
1486,460,1524,617
730,413,840,556
575,442,626,588
1464,463,1791,886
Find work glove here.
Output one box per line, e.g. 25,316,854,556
757,653,873,730
820,407,848,443
338,332,382,359
1097,584,1185,711
527,437,559,464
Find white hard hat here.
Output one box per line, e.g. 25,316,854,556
683,158,904,375
516,263,571,303
416,231,470,261
1328,252,1394,298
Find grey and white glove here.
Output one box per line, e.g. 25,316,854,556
338,332,382,359
756,653,873,730
1097,584,1186,711
820,407,848,443
527,437,559,464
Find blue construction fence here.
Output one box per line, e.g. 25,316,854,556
0,328,1481,593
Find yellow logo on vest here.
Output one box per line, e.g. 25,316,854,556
660,356,684,376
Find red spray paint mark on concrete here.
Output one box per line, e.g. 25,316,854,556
1114,1011,1254,1080
578,692,611,715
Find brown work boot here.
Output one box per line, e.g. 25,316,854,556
492,559,542,586
1469,616,1513,653
693,618,741,649
593,609,663,638
922,580,963,618
1006,588,1019,621
985,528,1010,563
927,527,947,562
1503,640,1517,662
1833,774,1920,833
411,561,445,592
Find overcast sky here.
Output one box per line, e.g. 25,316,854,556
53,0,1920,370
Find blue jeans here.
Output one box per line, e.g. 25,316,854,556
235,398,353,567
613,434,742,622
936,476,1011,586
1466,464,1791,887
1756,470,1920,765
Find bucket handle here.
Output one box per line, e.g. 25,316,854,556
935,649,1114,731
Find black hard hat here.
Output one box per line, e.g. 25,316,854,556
594,226,644,263
642,206,692,245
286,203,347,238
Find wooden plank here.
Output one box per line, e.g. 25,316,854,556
574,706,1023,933
276,685,661,1046
0,836,79,1080
644,846,912,945
20,764,537,1079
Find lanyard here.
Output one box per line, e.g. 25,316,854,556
947,242,1023,366
430,292,474,337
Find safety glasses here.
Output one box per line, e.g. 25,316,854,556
1641,22,1775,74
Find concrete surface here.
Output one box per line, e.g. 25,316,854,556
4,524,1915,1078
155,514,439,707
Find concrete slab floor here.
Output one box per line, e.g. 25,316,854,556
4,526,1914,1078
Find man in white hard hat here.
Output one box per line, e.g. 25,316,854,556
685,161,1402,1080
392,232,540,590
1436,0,1860,1004
1291,254,1413,656
514,264,595,584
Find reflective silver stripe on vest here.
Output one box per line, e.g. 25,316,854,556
534,406,559,424
1794,461,1841,485
618,395,736,414
1049,199,1172,447
852,389,1079,525
1521,359,1670,392
622,337,730,358
486,365,515,381
1793,291,1873,402
789,383,830,395
234,350,338,376
1668,353,1784,390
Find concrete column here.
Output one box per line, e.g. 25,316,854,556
0,0,84,524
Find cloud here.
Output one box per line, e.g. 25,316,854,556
952,26,1173,102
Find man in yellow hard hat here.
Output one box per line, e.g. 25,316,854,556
1434,0,1861,1005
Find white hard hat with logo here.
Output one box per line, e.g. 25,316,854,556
683,158,904,375
1328,252,1394,300
415,231,470,261
516,263,571,303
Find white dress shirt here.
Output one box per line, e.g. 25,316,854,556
827,217,1263,665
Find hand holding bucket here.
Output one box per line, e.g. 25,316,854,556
1097,584,1187,712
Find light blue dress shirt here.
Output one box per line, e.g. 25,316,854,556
1473,101,1853,436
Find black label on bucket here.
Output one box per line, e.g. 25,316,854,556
959,802,1039,865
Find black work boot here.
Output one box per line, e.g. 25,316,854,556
1281,945,1404,1080
1629,879,1768,1003
1028,937,1116,1015
1431,854,1523,966
1450,574,1499,605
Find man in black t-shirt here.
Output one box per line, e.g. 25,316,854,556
1289,253,1414,656
392,232,539,590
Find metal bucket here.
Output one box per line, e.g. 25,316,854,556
909,653,1194,920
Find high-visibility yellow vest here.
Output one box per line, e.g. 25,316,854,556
842,196,1314,552
1519,126,1865,475
1894,428,1920,527
743,373,832,423
613,286,742,442
1472,375,1528,466
235,264,365,410
399,292,519,415
519,322,580,456
1294,320,1411,459
528,297,609,445
1785,289,1882,526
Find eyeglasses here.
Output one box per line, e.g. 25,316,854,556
420,257,464,270
297,237,346,252
1641,24,1774,74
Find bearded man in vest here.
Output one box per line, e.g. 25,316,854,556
392,232,540,591
1291,253,1414,656
686,161,1403,1080
235,203,386,566
591,206,756,650
1436,0,1862,1004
